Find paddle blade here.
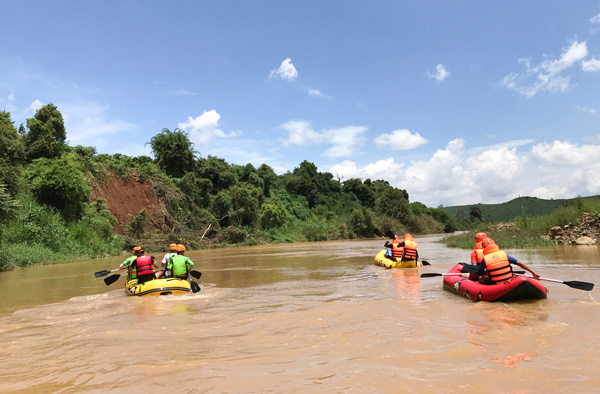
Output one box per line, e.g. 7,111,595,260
190,270,202,280
420,273,443,278
564,280,594,291
104,274,121,286
94,270,111,278
421,260,431,266
190,280,201,293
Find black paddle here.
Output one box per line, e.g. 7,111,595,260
189,270,202,293
104,273,123,286
420,270,526,278
518,275,594,291
94,268,120,278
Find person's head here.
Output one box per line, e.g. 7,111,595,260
475,232,488,242
474,241,483,250
176,244,185,254
169,243,178,252
133,246,145,256
403,233,414,241
481,238,499,255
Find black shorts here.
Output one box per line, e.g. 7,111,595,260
137,274,156,284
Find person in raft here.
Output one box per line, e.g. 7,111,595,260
476,238,540,285
470,232,487,265
155,243,178,279
384,234,403,260
384,233,418,262
129,246,157,284
468,232,487,280
119,247,138,281
165,244,195,280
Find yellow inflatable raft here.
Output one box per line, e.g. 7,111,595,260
125,277,192,296
374,249,421,269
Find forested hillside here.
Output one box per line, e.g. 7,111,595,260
0,104,458,270
443,195,600,223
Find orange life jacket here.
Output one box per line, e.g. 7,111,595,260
391,240,404,259
401,239,418,261
483,250,513,284
470,242,484,264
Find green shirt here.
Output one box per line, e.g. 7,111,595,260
167,255,194,277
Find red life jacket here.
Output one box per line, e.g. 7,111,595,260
401,239,418,261
134,255,154,277
483,250,513,284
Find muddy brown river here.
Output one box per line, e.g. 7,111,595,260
1,236,599,393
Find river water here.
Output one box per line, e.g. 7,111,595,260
1,235,599,393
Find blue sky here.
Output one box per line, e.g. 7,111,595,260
1,1,600,207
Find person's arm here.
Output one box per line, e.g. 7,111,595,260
384,241,392,248
509,256,540,278
470,250,477,264
477,259,486,277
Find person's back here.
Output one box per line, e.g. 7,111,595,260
131,247,156,284
401,234,418,262
478,239,512,284
166,244,194,279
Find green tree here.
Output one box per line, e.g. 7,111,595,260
350,207,376,238
257,163,277,197
230,182,261,226
469,205,483,222
0,111,25,162
23,104,66,160
197,156,236,192
26,155,90,221
259,203,285,229
376,188,412,224
343,178,376,207
149,128,196,178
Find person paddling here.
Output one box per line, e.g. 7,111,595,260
129,246,157,284
477,238,540,285
119,247,139,281
155,243,178,279
385,233,418,262
165,244,195,280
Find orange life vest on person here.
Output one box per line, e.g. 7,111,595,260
401,239,418,261
391,239,404,259
134,255,154,277
471,242,484,264
483,250,513,284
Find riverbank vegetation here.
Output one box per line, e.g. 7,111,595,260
0,105,461,271
441,196,600,249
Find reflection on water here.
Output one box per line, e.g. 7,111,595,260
0,237,599,393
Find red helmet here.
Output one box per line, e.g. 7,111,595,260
475,232,487,242
403,233,414,240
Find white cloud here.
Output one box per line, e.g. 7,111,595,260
590,13,600,24
500,41,588,98
582,57,600,72
329,138,600,207
172,88,196,96
280,121,367,158
280,120,323,145
530,140,600,166
178,109,240,144
308,89,323,97
576,105,597,115
322,125,368,158
269,58,298,81
374,129,429,150
427,64,451,81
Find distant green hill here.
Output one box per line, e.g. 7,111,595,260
442,195,600,223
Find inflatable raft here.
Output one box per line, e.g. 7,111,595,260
374,249,421,269
442,263,547,302
125,277,192,296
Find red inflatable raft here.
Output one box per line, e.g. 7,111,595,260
442,263,548,302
